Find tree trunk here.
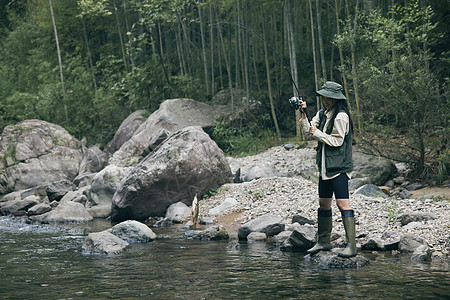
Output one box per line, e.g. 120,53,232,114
335,0,350,105
81,16,97,91
216,19,234,112
351,0,361,131
198,1,210,95
113,0,128,72
308,0,320,110
263,19,281,139
48,0,67,122
315,0,327,80
209,4,215,95
285,0,301,137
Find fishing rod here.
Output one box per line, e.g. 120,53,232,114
209,21,311,125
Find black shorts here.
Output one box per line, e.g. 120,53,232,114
318,173,349,199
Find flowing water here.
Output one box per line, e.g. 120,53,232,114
0,216,448,300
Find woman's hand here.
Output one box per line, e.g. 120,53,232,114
309,126,317,135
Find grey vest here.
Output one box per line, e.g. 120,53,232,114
316,109,353,177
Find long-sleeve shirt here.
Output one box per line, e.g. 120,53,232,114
300,108,351,180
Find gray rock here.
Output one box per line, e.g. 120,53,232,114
247,232,267,241
405,182,424,191
398,234,427,253
45,180,76,202
208,198,238,216
104,110,148,155
361,238,384,251
0,195,39,215
199,217,215,225
238,214,285,240
352,152,397,186
348,177,370,191
27,203,52,216
110,99,229,167
73,173,96,187
288,225,316,250
108,220,156,243
79,146,108,174
293,163,318,183
81,231,129,255
241,164,280,182
401,212,437,226
111,126,233,221
274,231,292,245
353,184,387,198
165,201,191,223
194,225,229,240
0,120,82,194
291,215,315,225
306,251,370,269
411,245,431,262
383,238,400,251
87,165,132,218
31,201,93,223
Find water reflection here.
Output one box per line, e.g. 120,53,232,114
0,216,449,299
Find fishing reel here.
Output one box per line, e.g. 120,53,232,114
288,96,304,110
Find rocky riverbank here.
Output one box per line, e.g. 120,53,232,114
197,145,450,260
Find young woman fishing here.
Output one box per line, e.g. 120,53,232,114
299,81,357,258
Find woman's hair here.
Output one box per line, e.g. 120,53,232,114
332,99,354,131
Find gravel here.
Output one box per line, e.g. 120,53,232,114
199,145,450,257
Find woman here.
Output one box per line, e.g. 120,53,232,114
299,81,356,258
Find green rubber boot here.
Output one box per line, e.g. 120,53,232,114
307,208,332,255
337,210,357,258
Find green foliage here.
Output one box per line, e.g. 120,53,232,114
383,197,402,223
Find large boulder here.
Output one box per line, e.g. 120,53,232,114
0,120,83,195
352,151,397,186
109,98,229,167
78,145,109,174
104,110,148,155
110,126,233,222
107,220,157,243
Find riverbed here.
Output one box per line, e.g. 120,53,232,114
0,217,448,299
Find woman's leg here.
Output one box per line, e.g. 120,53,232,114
333,174,357,257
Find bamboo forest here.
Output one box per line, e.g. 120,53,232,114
0,0,448,183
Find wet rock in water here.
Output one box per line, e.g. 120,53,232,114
192,225,229,240
108,220,156,243
383,238,400,251
288,225,316,251
247,231,267,242
165,201,191,223
274,231,292,245
411,245,432,263
305,251,370,269
238,214,285,240
362,238,384,251
398,234,428,254
81,231,129,255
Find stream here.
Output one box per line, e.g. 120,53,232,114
0,216,448,299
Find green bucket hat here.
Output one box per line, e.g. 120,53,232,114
316,81,346,100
